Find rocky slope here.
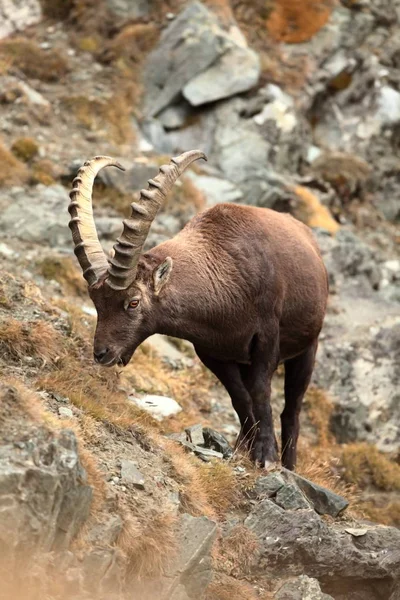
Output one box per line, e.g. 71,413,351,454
0,0,399,599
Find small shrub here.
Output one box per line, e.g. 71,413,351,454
30,159,57,186
11,138,39,162
0,140,28,187
118,512,177,579
340,443,400,491
0,39,69,82
197,461,238,516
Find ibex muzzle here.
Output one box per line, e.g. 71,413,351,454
69,150,329,470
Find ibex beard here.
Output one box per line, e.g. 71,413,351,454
69,150,329,471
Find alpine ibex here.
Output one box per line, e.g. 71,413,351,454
69,150,328,470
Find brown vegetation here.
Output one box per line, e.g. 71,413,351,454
37,256,87,297
197,461,238,516
340,443,400,491
60,94,135,145
118,512,177,579
266,0,334,44
292,185,340,235
0,39,69,82
206,573,270,600
0,318,63,366
11,138,39,162
0,140,28,187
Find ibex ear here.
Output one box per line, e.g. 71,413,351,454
153,257,173,295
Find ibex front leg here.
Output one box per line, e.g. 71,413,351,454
194,349,256,450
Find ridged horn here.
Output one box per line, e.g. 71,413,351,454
68,156,125,286
106,149,207,291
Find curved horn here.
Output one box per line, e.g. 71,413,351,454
106,149,207,291
68,156,125,286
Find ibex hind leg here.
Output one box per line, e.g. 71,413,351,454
281,340,318,471
194,349,256,452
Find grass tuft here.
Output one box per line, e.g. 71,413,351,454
37,256,87,297
0,38,69,82
11,138,39,162
340,443,400,491
0,140,28,187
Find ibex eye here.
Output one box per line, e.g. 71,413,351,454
128,299,139,309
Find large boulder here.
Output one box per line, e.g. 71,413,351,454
143,2,260,117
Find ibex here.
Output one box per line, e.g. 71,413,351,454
69,150,328,470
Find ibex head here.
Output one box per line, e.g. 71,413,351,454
68,150,206,366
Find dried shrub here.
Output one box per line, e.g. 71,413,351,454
215,525,259,577
118,512,177,579
37,256,87,297
292,185,340,234
304,387,334,447
340,443,400,491
102,23,159,66
206,574,263,600
0,318,63,365
266,0,334,44
39,0,74,19
0,140,28,186
11,137,39,162
0,39,69,82
60,94,135,145
197,461,238,516
30,159,58,186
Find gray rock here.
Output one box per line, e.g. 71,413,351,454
143,2,231,117
158,100,195,130
275,483,311,511
254,473,286,497
202,428,233,458
58,406,74,419
245,498,400,583
185,424,204,446
186,172,243,206
0,420,92,569
120,460,145,489
129,394,182,421
143,2,259,117
274,575,334,600
183,45,260,106
106,0,150,20
0,0,42,40
288,471,349,517
169,514,217,598
0,185,69,247
87,514,123,546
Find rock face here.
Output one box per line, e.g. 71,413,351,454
274,575,334,600
0,0,42,40
246,498,400,599
143,2,260,117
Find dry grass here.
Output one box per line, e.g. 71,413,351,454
165,176,206,223
30,160,58,186
37,256,87,297
11,138,39,162
214,525,260,578
0,39,69,82
292,185,339,234
60,94,135,145
304,387,334,447
118,511,177,580
197,461,238,517
206,574,268,600
266,0,334,43
0,318,63,366
360,500,400,527
0,140,28,187
340,443,400,491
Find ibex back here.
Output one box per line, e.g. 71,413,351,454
69,150,328,470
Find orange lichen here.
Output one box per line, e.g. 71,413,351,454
266,0,335,44
292,184,340,234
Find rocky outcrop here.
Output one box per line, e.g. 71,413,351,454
143,2,260,118
0,0,42,40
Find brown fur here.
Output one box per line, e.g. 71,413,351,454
90,203,328,469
